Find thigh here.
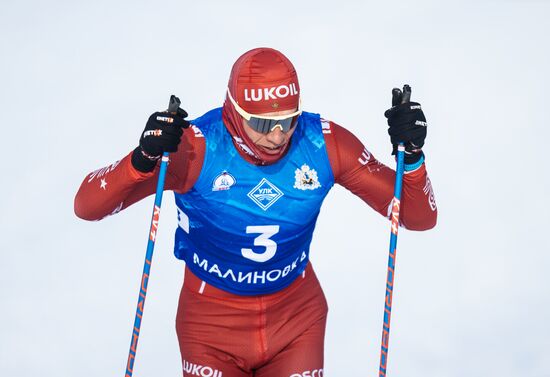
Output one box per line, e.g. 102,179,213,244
176,286,252,377
254,315,326,377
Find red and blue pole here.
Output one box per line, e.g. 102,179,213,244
378,85,410,376
378,142,405,377
125,95,181,377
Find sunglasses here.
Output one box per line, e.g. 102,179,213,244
227,88,302,134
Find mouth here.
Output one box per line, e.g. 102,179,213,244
259,144,285,154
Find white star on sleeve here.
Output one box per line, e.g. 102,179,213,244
100,178,107,190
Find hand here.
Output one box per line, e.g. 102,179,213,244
384,85,427,165
131,106,190,172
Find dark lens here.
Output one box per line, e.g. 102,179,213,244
248,117,274,134
277,117,294,132
248,116,295,134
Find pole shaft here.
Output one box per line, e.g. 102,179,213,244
378,144,405,377
125,152,170,377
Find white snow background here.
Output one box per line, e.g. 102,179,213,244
1,0,549,376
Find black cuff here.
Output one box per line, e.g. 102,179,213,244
131,147,158,173
404,151,424,165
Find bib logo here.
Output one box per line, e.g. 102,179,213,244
212,171,236,191
244,83,299,102
248,178,284,210
294,164,321,190
183,360,223,377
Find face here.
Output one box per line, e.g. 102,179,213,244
241,108,298,155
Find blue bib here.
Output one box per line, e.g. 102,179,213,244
173,108,334,295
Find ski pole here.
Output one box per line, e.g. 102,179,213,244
378,85,410,377
125,95,182,377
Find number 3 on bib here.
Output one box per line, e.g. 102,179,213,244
241,225,280,263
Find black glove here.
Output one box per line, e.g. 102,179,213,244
131,108,190,172
384,86,427,166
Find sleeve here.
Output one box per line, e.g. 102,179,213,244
74,127,205,221
323,120,437,230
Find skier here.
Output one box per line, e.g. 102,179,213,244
75,47,437,377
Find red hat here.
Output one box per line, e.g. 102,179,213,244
228,48,300,114
222,48,300,165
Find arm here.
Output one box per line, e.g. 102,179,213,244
324,121,437,230
74,128,205,221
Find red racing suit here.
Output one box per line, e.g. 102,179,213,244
75,119,437,376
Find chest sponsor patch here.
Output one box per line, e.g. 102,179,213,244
294,164,321,190
247,178,284,210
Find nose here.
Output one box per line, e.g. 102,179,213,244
265,127,286,146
